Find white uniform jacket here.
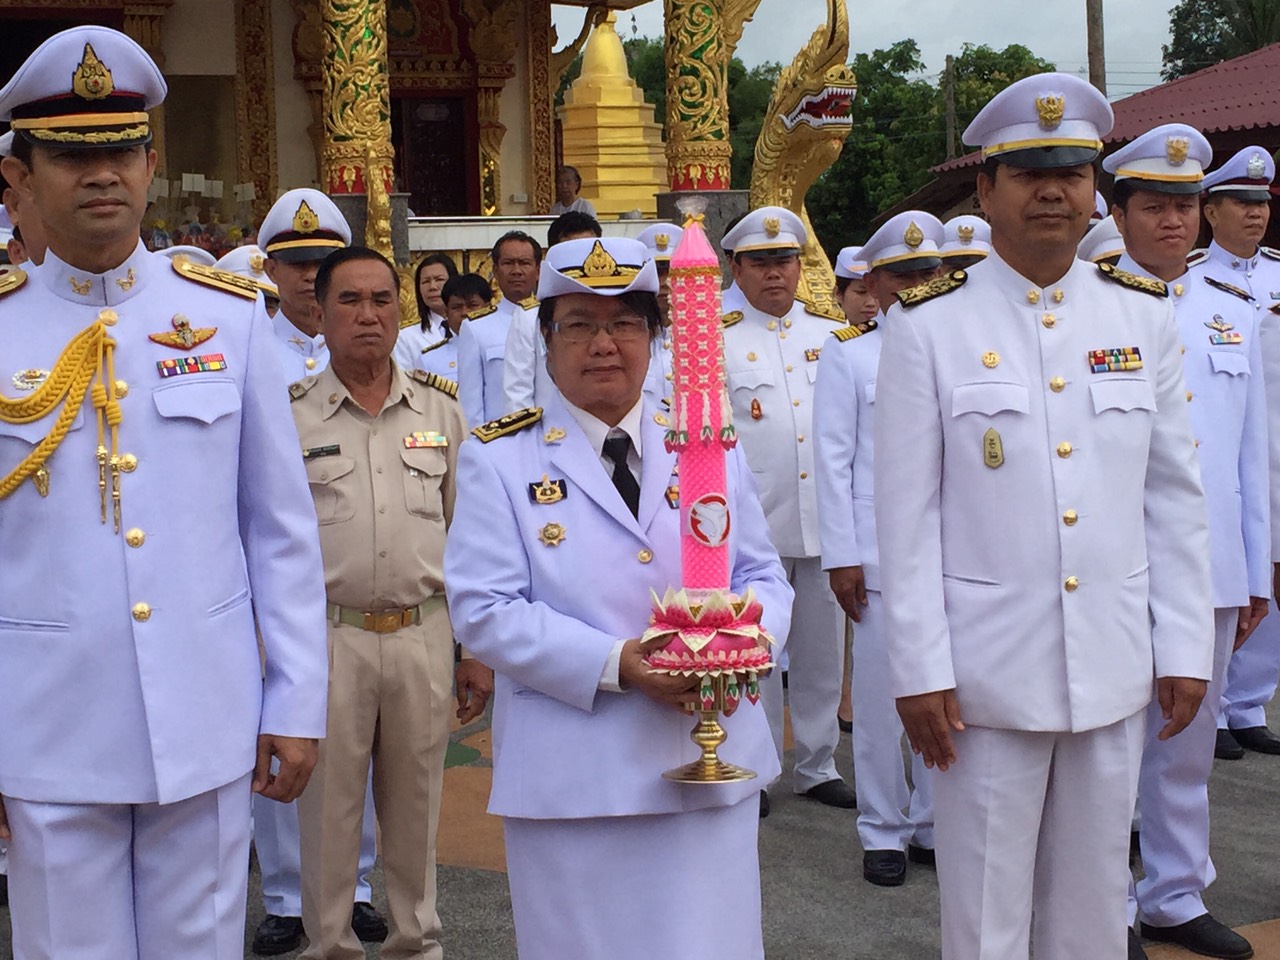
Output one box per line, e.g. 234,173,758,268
0,244,329,805
392,311,444,370
813,323,881,582
874,253,1214,733
416,334,459,382
1121,254,1270,607
722,299,844,558
271,309,329,383
445,393,793,819
457,298,520,429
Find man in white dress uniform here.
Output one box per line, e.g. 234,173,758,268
445,236,793,960
874,73,1214,960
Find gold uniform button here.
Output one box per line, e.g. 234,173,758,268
783,319,793,329
1057,442,1072,458
800,471,809,479
785,364,794,372
797,434,805,442
1063,510,1078,526
329,393,339,404
125,528,145,548
98,308,118,326
114,379,129,398
1064,577,1079,592
1186,391,1193,402
1180,346,1186,355
119,454,138,473
747,352,758,362
1042,314,1056,329
637,549,653,564
793,399,801,407
305,358,317,370
1049,377,1066,392
132,602,152,622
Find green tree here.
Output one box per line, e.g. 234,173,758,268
1162,0,1280,80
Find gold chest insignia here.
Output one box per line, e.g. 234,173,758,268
982,351,1000,369
1035,94,1064,130
11,368,50,391
1206,316,1235,333
148,313,218,350
983,428,1004,469
544,426,566,444
529,474,567,505
72,42,114,100
538,522,567,547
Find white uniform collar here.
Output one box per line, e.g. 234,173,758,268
980,247,1088,306
36,239,156,306
742,296,802,324
272,309,325,354
562,394,644,460
1208,240,1258,273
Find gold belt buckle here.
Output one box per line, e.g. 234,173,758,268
364,610,403,633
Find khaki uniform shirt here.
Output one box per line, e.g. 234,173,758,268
290,363,465,611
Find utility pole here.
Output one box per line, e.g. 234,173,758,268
1086,0,1107,95
944,54,957,160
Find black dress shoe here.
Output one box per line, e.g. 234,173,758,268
1129,928,1148,960
1216,728,1246,760
1141,913,1254,959
838,716,853,734
759,790,770,819
351,901,388,944
803,778,857,809
862,849,906,887
1231,725,1280,755
907,843,935,867
252,915,304,956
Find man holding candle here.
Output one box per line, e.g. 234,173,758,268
445,235,791,959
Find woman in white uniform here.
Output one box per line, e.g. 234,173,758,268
393,252,455,368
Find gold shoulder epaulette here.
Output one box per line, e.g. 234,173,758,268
803,301,847,323
722,310,744,328
472,406,543,443
896,270,967,308
172,256,260,300
398,315,420,330
288,376,318,401
833,318,879,342
0,268,28,298
1097,262,1167,298
1261,247,1280,261
421,338,449,355
410,368,459,398
518,295,540,310
1203,275,1255,302
1186,248,1209,267
466,304,498,321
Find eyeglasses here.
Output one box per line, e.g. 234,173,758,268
553,316,650,343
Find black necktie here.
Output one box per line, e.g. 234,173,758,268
602,435,640,518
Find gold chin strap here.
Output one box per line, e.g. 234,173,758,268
0,317,122,530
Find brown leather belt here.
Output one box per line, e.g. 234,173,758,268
326,597,444,634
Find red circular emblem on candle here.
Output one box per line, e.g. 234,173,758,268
689,493,731,547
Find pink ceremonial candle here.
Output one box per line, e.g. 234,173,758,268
666,214,738,591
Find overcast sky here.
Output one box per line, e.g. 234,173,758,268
551,0,1174,99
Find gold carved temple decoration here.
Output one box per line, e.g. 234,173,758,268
460,0,521,215
234,0,277,225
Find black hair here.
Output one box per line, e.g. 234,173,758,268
980,156,1101,184
10,135,32,168
1110,179,1136,212
492,230,543,266
548,210,602,247
442,273,494,305
537,290,662,341
557,165,583,188
314,245,399,304
834,275,852,297
413,252,459,326
11,224,22,244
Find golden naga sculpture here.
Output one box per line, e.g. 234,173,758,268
749,0,856,320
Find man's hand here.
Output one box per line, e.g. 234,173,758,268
1235,596,1270,650
455,659,494,724
828,566,868,622
620,638,700,712
253,735,319,803
1156,676,1207,741
0,794,9,842
896,690,964,772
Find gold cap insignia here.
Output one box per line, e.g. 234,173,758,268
293,200,320,234
1248,153,1267,179
72,42,114,101
654,233,670,251
248,253,266,275
1166,137,1190,166
763,216,781,238
582,240,619,278
1035,94,1064,130
903,221,924,249
957,224,975,244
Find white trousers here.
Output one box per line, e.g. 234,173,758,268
6,772,252,960
253,764,378,916
504,795,763,960
761,555,843,792
1130,608,1236,926
1220,599,1280,730
852,591,934,851
934,715,1145,960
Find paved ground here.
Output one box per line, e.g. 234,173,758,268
2,701,1280,959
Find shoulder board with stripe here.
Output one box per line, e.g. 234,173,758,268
288,376,318,401
398,315,420,330
472,406,542,442
409,368,459,398
1097,262,1167,298
803,301,848,323
172,255,261,300
465,304,498,321
0,268,28,298
1186,248,1209,267
896,269,968,308
832,318,878,342
1261,247,1280,261
722,310,744,328
519,295,540,310
1203,275,1255,302
421,337,450,355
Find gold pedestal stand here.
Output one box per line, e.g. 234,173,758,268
662,672,757,784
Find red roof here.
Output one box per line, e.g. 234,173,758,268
932,42,1280,174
